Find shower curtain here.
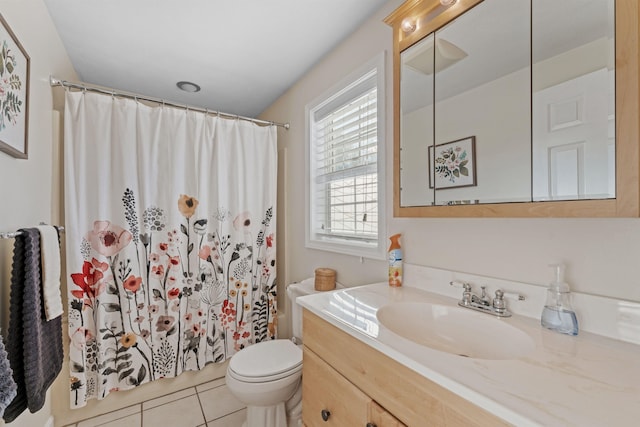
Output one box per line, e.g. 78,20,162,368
63,91,277,408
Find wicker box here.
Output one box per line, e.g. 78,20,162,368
314,268,336,291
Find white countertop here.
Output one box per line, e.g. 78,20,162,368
298,281,640,426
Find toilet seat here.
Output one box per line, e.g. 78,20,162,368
228,339,302,383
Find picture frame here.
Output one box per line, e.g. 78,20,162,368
0,14,29,159
429,136,477,189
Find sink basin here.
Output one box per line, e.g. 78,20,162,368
376,302,535,360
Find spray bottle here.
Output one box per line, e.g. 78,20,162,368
388,233,403,287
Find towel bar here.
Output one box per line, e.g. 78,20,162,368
0,225,65,240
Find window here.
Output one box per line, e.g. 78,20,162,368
305,53,386,259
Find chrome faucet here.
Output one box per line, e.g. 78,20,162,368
450,281,525,318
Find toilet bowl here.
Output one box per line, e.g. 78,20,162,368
225,279,323,427
226,339,303,427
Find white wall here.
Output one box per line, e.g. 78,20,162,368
0,1,76,426
260,0,640,304
403,67,531,204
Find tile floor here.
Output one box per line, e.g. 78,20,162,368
63,378,247,427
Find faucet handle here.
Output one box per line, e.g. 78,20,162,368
450,281,472,305
492,289,507,314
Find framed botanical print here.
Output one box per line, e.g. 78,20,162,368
0,14,30,159
429,136,477,189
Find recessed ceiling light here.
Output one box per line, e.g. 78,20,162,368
176,81,201,93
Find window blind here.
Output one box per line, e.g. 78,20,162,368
311,78,378,246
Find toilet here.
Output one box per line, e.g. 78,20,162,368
225,279,320,427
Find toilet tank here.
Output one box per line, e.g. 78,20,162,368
286,278,342,343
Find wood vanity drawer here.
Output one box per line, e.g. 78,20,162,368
303,309,511,427
303,346,405,427
303,347,371,426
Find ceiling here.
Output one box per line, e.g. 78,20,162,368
43,0,389,118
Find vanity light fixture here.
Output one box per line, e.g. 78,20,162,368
440,0,457,6
401,18,416,34
176,81,201,93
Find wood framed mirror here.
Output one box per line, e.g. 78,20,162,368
385,0,639,217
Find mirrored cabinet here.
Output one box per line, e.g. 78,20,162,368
386,0,639,217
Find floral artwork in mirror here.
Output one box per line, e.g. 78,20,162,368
387,0,638,217
429,136,476,190
0,14,29,159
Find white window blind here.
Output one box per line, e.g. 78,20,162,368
306,54,385,258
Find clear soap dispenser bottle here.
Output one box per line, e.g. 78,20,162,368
541,264,579,336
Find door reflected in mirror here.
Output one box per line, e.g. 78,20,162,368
532,0,615,201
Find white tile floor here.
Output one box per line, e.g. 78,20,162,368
64,378,246,427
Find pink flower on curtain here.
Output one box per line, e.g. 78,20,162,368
87,220,133,256
70,327,93,350
151,265,164,279
155,315,175,332
198,245,211,260
232,211,251,230
123,275,142,293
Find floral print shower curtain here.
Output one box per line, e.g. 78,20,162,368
63,91,277,407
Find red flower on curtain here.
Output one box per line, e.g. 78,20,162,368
123,275,142,293
167,288,181,299
70,258,109,303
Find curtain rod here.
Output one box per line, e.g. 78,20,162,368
49,76,290,130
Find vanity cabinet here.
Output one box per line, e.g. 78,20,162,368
302,309,510,427
303,347,405,427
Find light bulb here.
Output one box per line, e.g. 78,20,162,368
440,0,457,6
401,18,416,33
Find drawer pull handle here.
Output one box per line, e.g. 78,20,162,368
366,423,377,427
321,409,331,421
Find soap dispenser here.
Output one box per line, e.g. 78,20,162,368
541,264,579,336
